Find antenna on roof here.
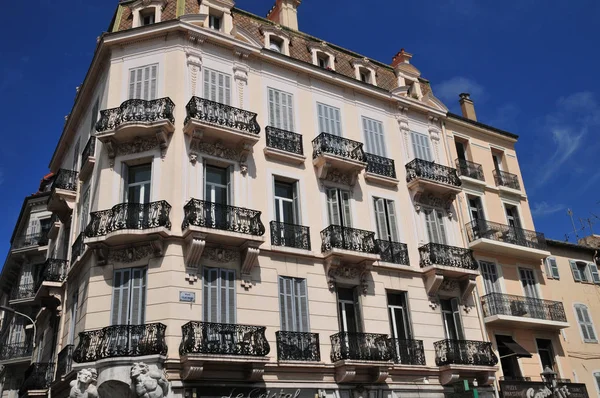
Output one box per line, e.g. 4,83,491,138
568,209,580,240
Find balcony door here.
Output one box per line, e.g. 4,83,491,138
480,261,500,294
440,298,464,341
504,204,524,244
317,103,341,136
337,288,361,334
274,181,300,245
111,268,147,352
204,68,231,105
520,268,543,318
362,117,385,157
424,207,447,245
468,196,486,238
455,140,467,161
388,292,413,363
123,164,152,228
374,198,399,242
327,188,352,228
205,165,231,228
203,267,236,349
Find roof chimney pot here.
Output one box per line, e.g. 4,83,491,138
267,0,301,31
459,92,477,121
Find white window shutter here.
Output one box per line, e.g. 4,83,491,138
150,65,157,100
204,68,210,100
386,200,399,242
286,92,294,132
203,268,219,323
451,298,465,340
341,190,352,227
221,268,236,324
130,268,146,325
224,74,231,105
424,210,437,244
295,278,309,332
373,198,388,240
268,88,276,127
550,259,560,279
129,70,136,100
327,189,340,225
570,260,582,282
279,276,292,331
588,263,600,284
317,103,325,134
436,210,447,245
112,269,131,325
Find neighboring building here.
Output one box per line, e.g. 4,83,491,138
0,1,588,398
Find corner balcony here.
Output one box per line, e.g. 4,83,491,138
434,340,497,386
481,293,569,330
376,240,409,266
19,363,54,395
312,133,367,185
465,220,550,260
179,321,270,381
321,225,379,265
493,169,525,198
389,338,426,366
276,331,320,362
330,332,392,383
11,232,48,254
264,126,305,164
270,221,311,252
405,158,462,196
95,97,175,146
85,200,172,249
72,323,167,364
0,341,33,365
419,243,478,300
365,153,398,187
79,136,96,181
10,282,36,304
47,169,78,215
456,159,485,187
70,232,86,267
33,258,68,306
55,344,74,381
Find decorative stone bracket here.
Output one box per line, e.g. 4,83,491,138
334,363,390,384
106,132,169,168
413,189,455,218
325,256,371,295
424,272,477,304
188,130,253,174
315,162,360,186
241,242,260,289
184,233,207,267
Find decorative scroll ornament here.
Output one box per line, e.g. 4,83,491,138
440,279,459,291
131,362,169,398
108,244,156,263
326,263,369,295
188,131,251,173
202,247,240,263
413,191,454,217
69,368,99,398
323,167,353,185
107,135,164,168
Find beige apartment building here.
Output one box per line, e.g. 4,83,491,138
0,0,592,397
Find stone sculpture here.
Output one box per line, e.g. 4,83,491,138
69,368,99,398
131,362,169,398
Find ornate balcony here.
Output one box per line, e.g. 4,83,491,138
330,332,392,383
276,331,320,362
493,169,521,190
34,259,68,290
180,321,269,357
455,159,484,183
434,340,497,385
10,282,36,302
48,169,79,215
55,344,74,380
71,232,85,266
264,126,305,164
47,213,61,240
321,225,379,265
11,232,47,252
389,338,426,366
406,158,461,194
465,219,550,260
270,221,311,251
365,153,398,186
85,200,171,246
20,363,55,393
376,240,409,265
312,133,367,185
34,259,68,306
79,136,96,181
481,293,569,330
72,323,167,363
0,341,33,363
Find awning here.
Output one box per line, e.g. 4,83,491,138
497,335,532,358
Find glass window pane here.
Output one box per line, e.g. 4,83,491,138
206,165,227,185
128,164,151,183
275,181,294,199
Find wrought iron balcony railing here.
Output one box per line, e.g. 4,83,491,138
276,331,320,361
12,232,46,250
185,97,260,134
182,199,265,236
465,219,547,250
493,169,521,190
377,240,409,265
455,159,484,181
96,97,175,132
179,321,270,357
434,340,498,367
52,169,79,191
71,232,85,265
365,153,397,179
481,293,567,322
405,158,461,187
389,338,426,365
0,341,33,361
419,243,478,270
11,282,36,301
321,225,377,254
312,132,366,162
330,332,392,362
20,363,55,393
34,259,68,292
81,136,96,166
270,221,311,250
72,323,167,363
85,201,172,237
266,126,303,155
55,344,73,380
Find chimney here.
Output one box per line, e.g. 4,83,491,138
459,93,477,121
267,0,301,31
391,48,412,68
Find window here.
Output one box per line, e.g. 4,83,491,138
519,268,539,298
209,14,221,30
317,103,341,136
141,9,155,25
205,165,231,205
410,131,433,161
90,99,99,134
536,338,556,372
268,88,294,132
545,257,560,279
492,152,504,172
480,261,500,294
574,304,597,343
128,64,158,101
594,372,600,394
360,71,368,82
19,263,34,290
269,37,283,53
68,291,79,345
79,186,90,234
279,277,309,332
274,180,299,224
440,298,464,340
569,260,600,283
111,268,147,325
326,188,351,227
362,117,385,157
337,287,361,333
468,196,485,223
505,205,522,229
387,292,411,340
373,198,398,242
203,267,235,323
424,207,447,245
72,140,80,171
496,335,524,380
317,53,329,68
204,68,231,105
455,140,467,161
125,164,151,204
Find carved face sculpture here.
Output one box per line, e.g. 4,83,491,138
78,369,93,384
130,362,148,378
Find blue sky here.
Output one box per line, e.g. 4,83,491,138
0,0,599,259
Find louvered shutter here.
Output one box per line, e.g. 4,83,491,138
327,189,340,225
91,99,99,133
341,190,352,227
203,268,219,323
451,298,465,340
130,268,146,325
352,288,363,332
374,198,388,240
292,183,300,224
135,68,143,99
150,65,157,100
317,103,325,134
80,187,90,234
570,260,582,282
129,70,136,99
204,69,231,105
295,278,309,332
386,200,399,242
548,258,560,279
318,103,341,136
424,209,437,243
575,306,590,340
285,92,294,131
112,269,131,325
268,88,295,131
68,292,79,344
588,263,600,284
582,308,597,341
279,277,293,331
268,88,276,127
363,117,385,157
435,210,448,245
220,269,235,324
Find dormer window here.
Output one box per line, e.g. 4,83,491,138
209,14,222,30
352,58,377,86
317,53,329,68
309,42,335,71
141,9,155,26
269,36,283,53
360,71,368,82
130,0,165,27
262,26,291,56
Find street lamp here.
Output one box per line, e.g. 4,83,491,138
0,306,36,348
541,366,557,396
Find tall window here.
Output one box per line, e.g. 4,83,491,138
317,103,341,136
19,264,34,289
205,165,230,205
125,164,151,204
337,287,361,333
268,88,294,131
424,207,447,245
492,152,504,172
204,68,231,105
480,261,500,294
362,117,385,157
279,277,309,332
440,298,464,340
455,140,467,161
68,291,79,345
387,292,411,340
129,64,158,100
536,338,556,372
326,188,351,227
209,14,221,30
505,205,522,229
545,257,560,279
140,9,155,25
111,268,147,325
274,180,299,224
468,196,485,223
574,304,597,343
373,198,398,242
410,131,432,161
594,372,600,394
203,267,235,324
79,186,90,234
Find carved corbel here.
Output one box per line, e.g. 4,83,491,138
241,243,260,275
239,143,252,175
188,129,204,164
335,366,356,383
94,246,109,266
233,46,251,60
181,363,204,380
184,233,207,267
371,366,390,383
439,369,460,385
105,139,117,168
187,32,206,46
245,362,265,381
156,130,169,159
460,275,477,303
315,161,332,180
424,270,444,296
324,256,343,291
477,372,496,386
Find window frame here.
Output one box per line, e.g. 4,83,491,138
128,64,158,101
268,87,295,132
278,276,310,332
110,267,147,326
362,116,386,157
203,67,232,105
544,257,560,280
203,267,236,324
574,303,598,343
317,102,342,136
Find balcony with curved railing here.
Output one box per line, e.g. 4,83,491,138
365,153,397,185
481,293,569,329
434,340,497,367
276,331,320,362
493,169,521,191
20,363,55,393
389,338,426,365
330,332,392,362
0,341,33,362
265,126,304,163
11,232,47,251
55,344,74,380
72,323,167,363
455,158,484,181
270,221,311,251
34,258,68,293
11,282,36,301
312,133,366,183
419,243,477,270
96,97,175,135
179,321,270,357
465,219,548,258
377,240,409,265
80,136,96,180
320,225,378,262
48,169,79,215
405,158,461,193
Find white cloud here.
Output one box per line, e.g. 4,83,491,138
434,77,486,103
531,202,565,217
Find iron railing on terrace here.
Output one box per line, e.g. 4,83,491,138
276,331,320,362
330,332,392,362
418,243,478,270
365,153,397,179
179,321,270,357
185,97,260,134
95,97,175,132
81,136,96,166
320,225,377,254
493,169,521,190
52,169,79,191
12,232,47,250
34,259,68,292
455,158,484,181
481,293,567,322
55,344,74,380
377,240,409,265
266,126,303,155
405,158,461,187
85,201,172,237
20,363,55,393
71,232,85,265
434,340,498,367
11,282,36,301
270,221,311,250
465,219,547,250
0,341,33,361
182,199,265,236
72,323,167,363
389,338,426,365
312,132,366,162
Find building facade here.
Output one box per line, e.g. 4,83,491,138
0,0,591,397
